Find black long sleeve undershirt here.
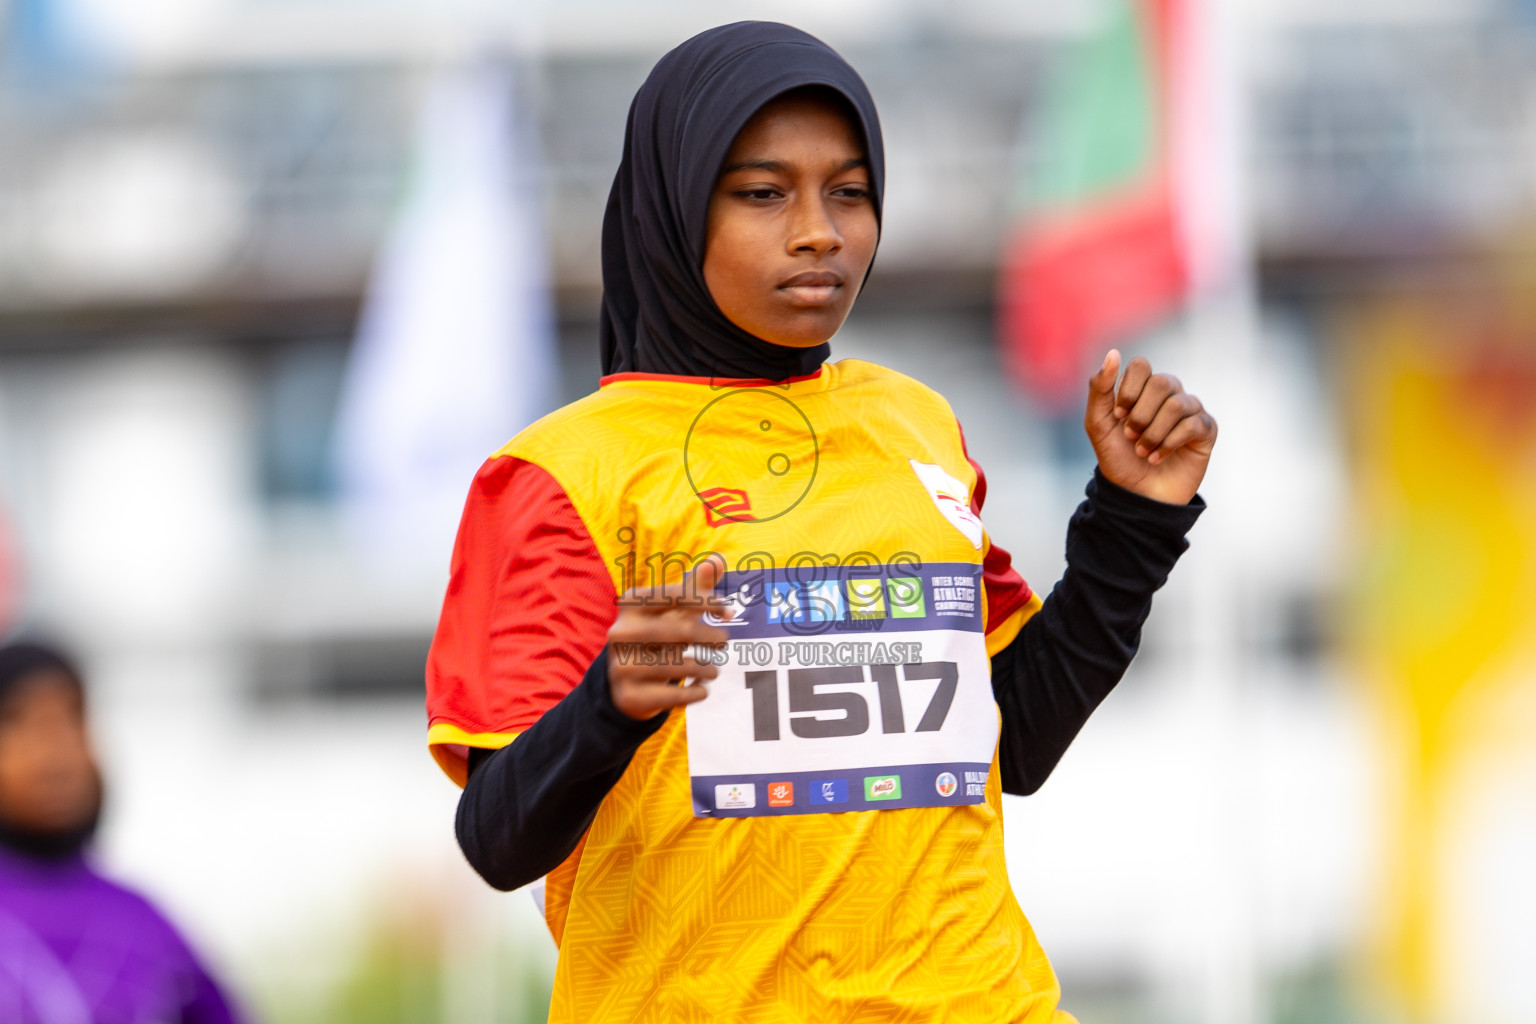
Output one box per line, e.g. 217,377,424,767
457,468,1204,891
994,468,1204,795
456,652,666,891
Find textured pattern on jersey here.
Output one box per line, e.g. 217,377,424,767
487,360,1071,1022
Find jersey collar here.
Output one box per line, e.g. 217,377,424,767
598,367,825,389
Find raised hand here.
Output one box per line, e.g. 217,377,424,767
606,557,732,720
1084,350,1217,506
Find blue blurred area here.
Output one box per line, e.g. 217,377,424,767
1,0,113,92
4,0,69,76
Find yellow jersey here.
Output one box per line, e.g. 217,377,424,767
427,359,1072,1022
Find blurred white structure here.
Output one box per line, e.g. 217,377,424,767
331,59,557,573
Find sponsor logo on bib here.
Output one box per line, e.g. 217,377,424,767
886,577,926,617
811,779,848,804
864,775,902,801
935,771,958,797
767,781,794,807
716,783,756,810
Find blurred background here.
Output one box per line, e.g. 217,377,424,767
2,0,1534,1021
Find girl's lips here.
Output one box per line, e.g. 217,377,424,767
778,271,844,306
780,283,841,305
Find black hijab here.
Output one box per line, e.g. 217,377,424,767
599,21,885,381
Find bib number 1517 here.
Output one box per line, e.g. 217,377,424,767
743,662,959,741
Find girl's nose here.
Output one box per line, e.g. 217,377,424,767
787,195,843,256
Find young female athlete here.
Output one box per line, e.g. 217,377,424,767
426,21,1215,1022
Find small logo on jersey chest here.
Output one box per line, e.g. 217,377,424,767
908,460,984,549
699,486,755,527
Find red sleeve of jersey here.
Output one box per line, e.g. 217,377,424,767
957,424,1033,634
426,455,617,784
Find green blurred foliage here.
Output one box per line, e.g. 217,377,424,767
255,891,553,1024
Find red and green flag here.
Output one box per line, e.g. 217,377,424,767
999,0,1200,409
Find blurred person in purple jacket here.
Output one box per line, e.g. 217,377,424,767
0,642,244,1024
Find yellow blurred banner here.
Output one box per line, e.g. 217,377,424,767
1348,291,1536,1023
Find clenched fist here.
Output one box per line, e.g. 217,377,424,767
1085,350,1217,506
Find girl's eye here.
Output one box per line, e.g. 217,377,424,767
733,188,782,201
833,185,872,201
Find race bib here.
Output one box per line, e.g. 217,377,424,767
683,561,996,818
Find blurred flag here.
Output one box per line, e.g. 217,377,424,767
331,60,557,571
1353,301,1536,1023
998,0,1227,409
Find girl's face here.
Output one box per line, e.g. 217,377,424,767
704,89,878,349
0,671,101,835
